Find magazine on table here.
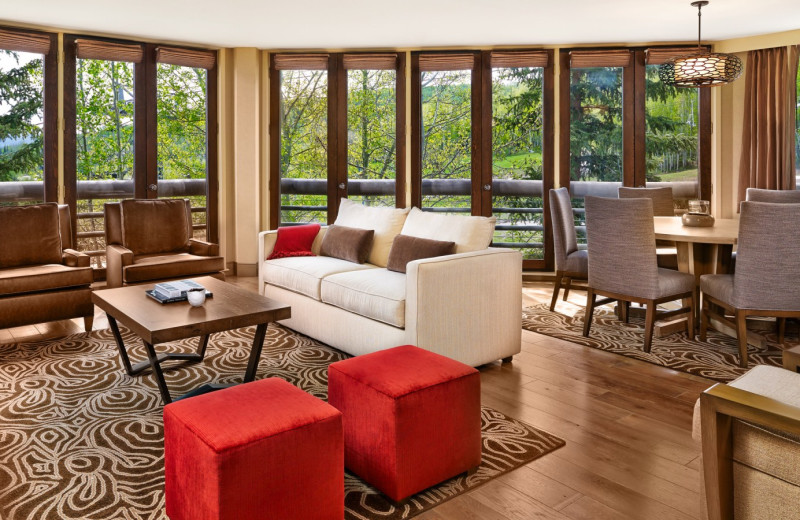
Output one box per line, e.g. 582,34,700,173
146,279,213,304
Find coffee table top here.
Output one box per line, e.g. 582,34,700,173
92,276,291,344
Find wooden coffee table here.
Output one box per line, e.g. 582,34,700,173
91,276,291,404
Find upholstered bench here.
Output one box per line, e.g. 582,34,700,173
328,345,481,501
163,378,343,520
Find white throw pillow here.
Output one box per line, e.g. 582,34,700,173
333,198,410,267
400,207,496,253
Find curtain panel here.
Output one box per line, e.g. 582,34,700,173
738,45,799,202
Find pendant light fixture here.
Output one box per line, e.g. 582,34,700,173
659,1,743,87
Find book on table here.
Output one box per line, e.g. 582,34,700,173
147,280,212,304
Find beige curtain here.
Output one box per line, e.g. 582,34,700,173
738,45,799,202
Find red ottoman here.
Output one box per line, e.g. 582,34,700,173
163,378,343,520
328,345,481,502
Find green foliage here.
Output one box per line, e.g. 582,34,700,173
0,50,44,183
157,64,207,181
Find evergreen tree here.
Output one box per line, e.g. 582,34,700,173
0,50,43,182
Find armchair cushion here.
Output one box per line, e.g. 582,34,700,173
123,253,225,284
0,264,93,296
120,199,191,256
0,203,63,268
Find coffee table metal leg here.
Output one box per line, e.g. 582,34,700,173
107,314,135,376
196,335,210,358
143,340,172,404
244,323,268,382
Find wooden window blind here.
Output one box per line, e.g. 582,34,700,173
645,47,703,65
491,50,550,68
156,47,216,69
0,28,51,54
570,50,632,68
273,54,329,71
342,53,397,70
418,53,475,71
75,39,143,63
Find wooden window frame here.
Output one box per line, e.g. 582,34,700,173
0,26,58,204
64,35,219,256
269,52,406,228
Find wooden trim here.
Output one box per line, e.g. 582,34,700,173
206,63,219,243
477,51,491,216
395,52,407,208
133,48,148,199
541,49,556,271
144,43,158,199
410,52,422,207
63,35,79,247
633,49,647,187
0,26,52,54
327,54,343,223
268,56,281,229
699,88,712,202
74,38,143,63
558,50,571,191
155,46,216,69
43,33,58,203
622,55,635,188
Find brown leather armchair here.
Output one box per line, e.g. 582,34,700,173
104,199,225,288
0,203,94,331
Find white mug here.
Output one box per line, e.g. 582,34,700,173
187,288,206,307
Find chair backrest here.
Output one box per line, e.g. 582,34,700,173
618,186,675,216
733,201,800,310
585,196,659,299
105,199,193,256
57,204,73,250
0,202,64,268
549,187,579,271
745,188,800,203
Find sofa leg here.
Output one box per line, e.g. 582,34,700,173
501,356,513,364
84,315,94,332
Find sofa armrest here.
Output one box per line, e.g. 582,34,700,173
62,248,90,268
106,244,134,288
189,238,219,256
405,248,522,366
258,226,328,296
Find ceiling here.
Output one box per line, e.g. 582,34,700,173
2,0,799,50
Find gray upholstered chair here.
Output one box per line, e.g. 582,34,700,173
582,196,696,352
700,201,800,367
549,187,588,311
619,186,678,269
745,187,800,203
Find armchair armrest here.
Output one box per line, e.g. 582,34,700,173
62,248,90,268
106,244,134,288
405,248,522,366
189,238,219,257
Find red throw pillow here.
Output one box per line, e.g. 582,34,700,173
267,224,321,260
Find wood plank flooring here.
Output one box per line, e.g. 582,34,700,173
0,278,710,520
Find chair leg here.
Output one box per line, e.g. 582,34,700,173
84,315,94,332
699,295,709,342
687,292,696,341
621,301,630,323
562,278,572,301
583,288,596,337
778,318,786,345
735,309,749,368
550,272,563,312
643,301,656,353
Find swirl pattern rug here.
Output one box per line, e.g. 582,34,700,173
523,302,784,383
0,324,564,520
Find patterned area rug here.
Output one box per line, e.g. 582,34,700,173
524,302,785,383
0,324,564,520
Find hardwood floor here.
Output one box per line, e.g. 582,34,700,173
0,278,710,520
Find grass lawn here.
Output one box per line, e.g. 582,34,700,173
654,169,698,182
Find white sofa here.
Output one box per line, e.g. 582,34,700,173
257,201,522,366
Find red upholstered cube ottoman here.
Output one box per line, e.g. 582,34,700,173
163,378,343,520
328,345,481,502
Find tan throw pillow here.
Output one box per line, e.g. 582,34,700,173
319,225,375,264
0,203,63,268
332,198,410,267
120,199,191,256
386,234,456,273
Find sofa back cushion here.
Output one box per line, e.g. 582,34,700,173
0,203,63,268
332,198,410,267
386,234,456,273
400,207,496,253
120,199,191,256
319,225,374,264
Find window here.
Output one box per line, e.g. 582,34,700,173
0,28,56,207
269,53,405,228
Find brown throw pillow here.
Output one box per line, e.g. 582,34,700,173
386,234,456,273
319,225,375,264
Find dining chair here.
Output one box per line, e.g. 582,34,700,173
700,201,800,367
549,187,588,311
745,187,800,203
583,196,696,352
618,186,678,269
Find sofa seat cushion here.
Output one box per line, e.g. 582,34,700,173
263,256,376,300
124,253,225,284
321,268,406,328
0,264,93,296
